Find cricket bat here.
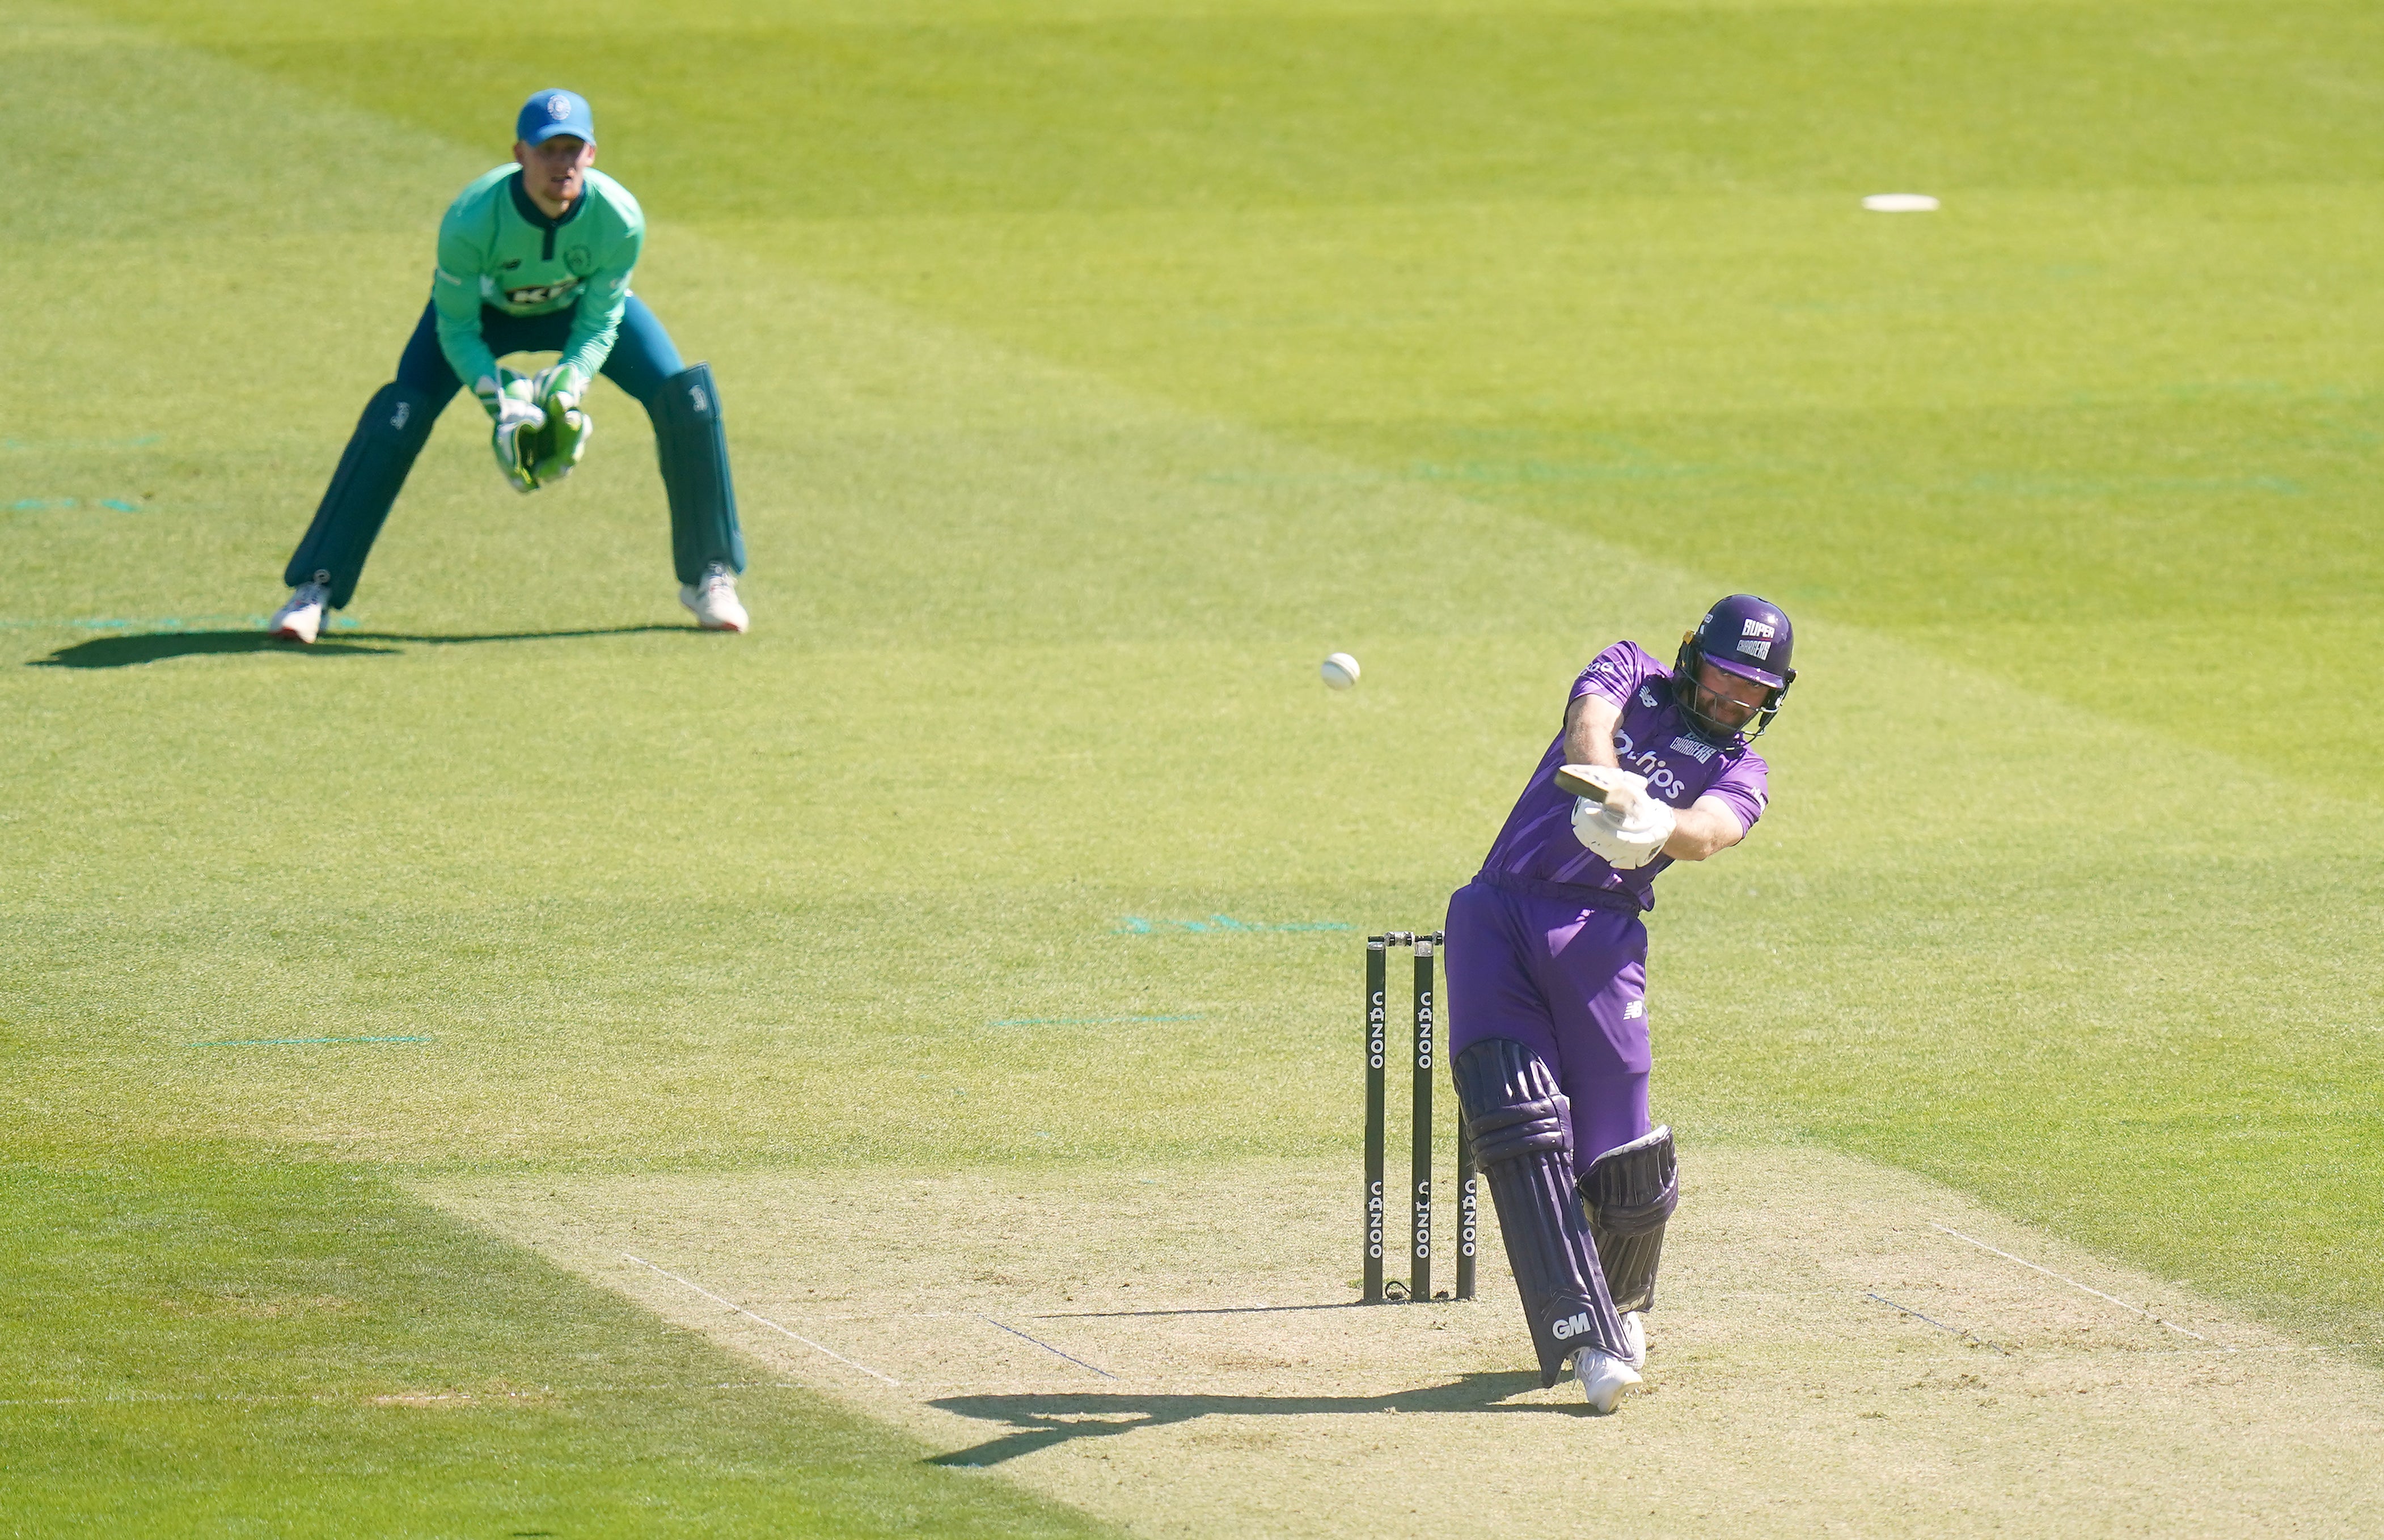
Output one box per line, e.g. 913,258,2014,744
1553,764,1615,803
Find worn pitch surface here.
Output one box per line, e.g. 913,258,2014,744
429,1150,2384,1536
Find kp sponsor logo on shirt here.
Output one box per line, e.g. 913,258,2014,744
503,277,583,307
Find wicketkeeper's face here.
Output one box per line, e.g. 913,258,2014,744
1692,660,1770,730
514,134,596,207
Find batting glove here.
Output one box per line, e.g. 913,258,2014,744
1569,769,1676,870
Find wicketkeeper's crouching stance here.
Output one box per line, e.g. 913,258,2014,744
269,88,748,642
1448,595,1795,1412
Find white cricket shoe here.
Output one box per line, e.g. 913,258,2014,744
679,562,749,633
268,581,331,644
1574,1347,1643,1414
1620,1310,1648,1371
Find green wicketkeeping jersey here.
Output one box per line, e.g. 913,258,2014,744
432,164,645,391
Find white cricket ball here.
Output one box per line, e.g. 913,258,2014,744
1320,652,1361,690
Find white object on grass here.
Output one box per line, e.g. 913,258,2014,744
1862,193,1940,213
1320,651,1361,690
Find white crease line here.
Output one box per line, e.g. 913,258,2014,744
980,1314,1119,1378
622,1253,901,1385
1929,1224,2213,1343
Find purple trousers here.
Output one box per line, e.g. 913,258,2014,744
1445,878,1652,1165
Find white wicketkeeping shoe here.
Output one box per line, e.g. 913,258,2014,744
679,562,749,633
268,580,331,644
1620,1310,1648,1371
1574,1347,1643,1414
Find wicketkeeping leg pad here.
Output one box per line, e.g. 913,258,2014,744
651,362,746,585
284,382,439,608
1452,1038,1629,1386
1579,1125,1679,1315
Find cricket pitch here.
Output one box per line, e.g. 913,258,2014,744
424,1148,2384,1536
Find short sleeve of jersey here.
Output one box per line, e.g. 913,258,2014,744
1571,641,1663,709
1700,747,1770,835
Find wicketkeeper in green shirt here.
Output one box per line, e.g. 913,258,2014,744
269,88,749,641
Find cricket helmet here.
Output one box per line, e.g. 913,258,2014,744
1672,594,1796,742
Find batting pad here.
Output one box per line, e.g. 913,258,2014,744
1581,1124,1679,1315
1452,1037,1629,1384
284,381,438,608
652,362,745,585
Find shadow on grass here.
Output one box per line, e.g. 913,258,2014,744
346,624,692,645
29,623,693,669
28,631,398,669
926,1370,1566,1466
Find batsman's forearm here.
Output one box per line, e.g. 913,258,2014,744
1662,801,1743,861
1561,695,1623,768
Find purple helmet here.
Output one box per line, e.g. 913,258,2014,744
1672,594,1796,742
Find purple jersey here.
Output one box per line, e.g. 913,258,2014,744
1476,641,1770,911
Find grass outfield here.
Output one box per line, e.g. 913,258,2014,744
5,0,2381,1529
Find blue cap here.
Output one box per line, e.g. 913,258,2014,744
516,89,595,146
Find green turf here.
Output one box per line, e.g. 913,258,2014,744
0,1145,1109,1535
6,0,2382,1525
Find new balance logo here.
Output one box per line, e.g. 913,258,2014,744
1622,999,1645,1019
1550,1311,1594,1341
389,402,411,429
1638,686,1659,708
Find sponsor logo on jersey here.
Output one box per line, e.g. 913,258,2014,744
503,277,583,307
1638,686,1659,708
1736,638,1772,661
1669,735,1715,762
1622,999,1645,1019
1552,1311,1594,1341
1742,618,1776,638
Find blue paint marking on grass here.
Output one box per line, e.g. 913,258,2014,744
1114,915,1350,935
990,1014,1202,1027
189,1035,433,1047
5,496,149,513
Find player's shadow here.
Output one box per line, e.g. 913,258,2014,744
925,1370,1565,1466
344,625,690,646
29,624,687,670
28,632,399,669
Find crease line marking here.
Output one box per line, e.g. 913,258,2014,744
622,1254,900,1385
979,1315,1118,1378
1930,1222,2213,1343
1863,1291,2001,1351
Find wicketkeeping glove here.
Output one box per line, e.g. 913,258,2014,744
517,366,593,486
475,371,548,495
1567,767,1676,870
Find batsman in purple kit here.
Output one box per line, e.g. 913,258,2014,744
1447,595,1795,1413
